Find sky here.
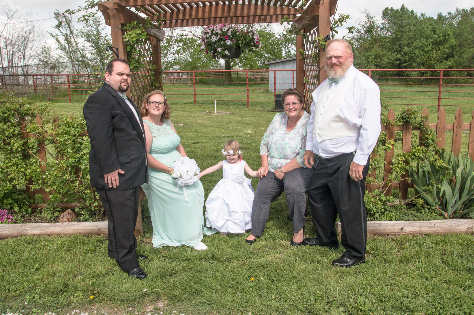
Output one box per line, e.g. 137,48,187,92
2,0,473,41
336,0,472,36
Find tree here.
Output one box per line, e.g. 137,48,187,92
35,45,66,73
47,9,111,74
350,5,462,71
0,5,39,74
236,24,296,70
49,11,87,74
449,8,474,69
349,11,387,69
161,29,218,71
160,24,296,76
78,14,112,73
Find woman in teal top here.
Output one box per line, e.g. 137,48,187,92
246,88,312,246
139,90,214,251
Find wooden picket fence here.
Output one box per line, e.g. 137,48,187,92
20,115,82,209
19,107,474,206
370,107,474,199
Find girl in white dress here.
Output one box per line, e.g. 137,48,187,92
200,140,259,234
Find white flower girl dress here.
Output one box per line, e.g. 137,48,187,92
205,160,254,233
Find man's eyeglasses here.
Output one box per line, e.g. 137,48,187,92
283,102,300,107
148,101,165,106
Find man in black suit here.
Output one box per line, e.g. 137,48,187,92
83,59,148,279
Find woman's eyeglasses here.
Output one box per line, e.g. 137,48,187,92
283,102,300,107
148,101,165,106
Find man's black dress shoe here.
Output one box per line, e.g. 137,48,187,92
290,240,304,246
332,255,365,268
302,238,338,249
137,254,148,260
128,267,147,279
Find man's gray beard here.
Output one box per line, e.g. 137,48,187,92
326,62,351,78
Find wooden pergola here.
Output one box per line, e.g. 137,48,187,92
98,0,338,102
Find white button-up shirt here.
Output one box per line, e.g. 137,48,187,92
305,65,381,165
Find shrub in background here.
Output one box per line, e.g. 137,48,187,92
0,91,46,215
365,106,447,219
39,115,102,220
0,91,101,221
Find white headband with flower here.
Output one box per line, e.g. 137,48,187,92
222,149,242,156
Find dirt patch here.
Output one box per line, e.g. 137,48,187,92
203,111,233,115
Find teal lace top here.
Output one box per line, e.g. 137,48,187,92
260,112,310,172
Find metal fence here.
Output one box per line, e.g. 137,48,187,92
0,73,103,103
1,69,473,109
364,69,474,110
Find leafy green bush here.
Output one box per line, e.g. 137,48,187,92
365,189,403,220
0,91,46,215
411,152,474,218
365,106,448,219
40,115,102,220
0,91,101,220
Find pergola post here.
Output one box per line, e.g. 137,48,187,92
108,3,127,60
296,34,305,95
318,0,331,83
150,37,163,91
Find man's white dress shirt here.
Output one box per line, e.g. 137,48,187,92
305,65,381,165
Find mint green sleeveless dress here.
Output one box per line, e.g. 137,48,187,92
141,119,213,248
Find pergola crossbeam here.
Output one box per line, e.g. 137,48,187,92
156,3,297,23
117,0,298,7
100,0,337,103
161,15,289,27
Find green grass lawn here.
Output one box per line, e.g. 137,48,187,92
1,224,473,314
3,89,473,314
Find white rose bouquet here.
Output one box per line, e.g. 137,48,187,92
171,157,200,201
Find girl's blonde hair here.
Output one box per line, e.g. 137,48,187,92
222,140,242,158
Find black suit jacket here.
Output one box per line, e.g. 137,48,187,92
83,83,147,190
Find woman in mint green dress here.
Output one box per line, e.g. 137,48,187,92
139,90,213,250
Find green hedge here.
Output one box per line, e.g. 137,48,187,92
0,91,101,220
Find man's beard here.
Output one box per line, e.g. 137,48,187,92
326,61,351,78
118,82,129,93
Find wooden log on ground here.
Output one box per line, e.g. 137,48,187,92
365,219,474,236
1,220,473,239
0,221,108,239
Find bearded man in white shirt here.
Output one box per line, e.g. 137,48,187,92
303,39,381,267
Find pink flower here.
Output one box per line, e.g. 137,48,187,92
224,35,229,39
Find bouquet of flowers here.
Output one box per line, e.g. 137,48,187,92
171,157,200,202
201,23,259,59
172,156,200,187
